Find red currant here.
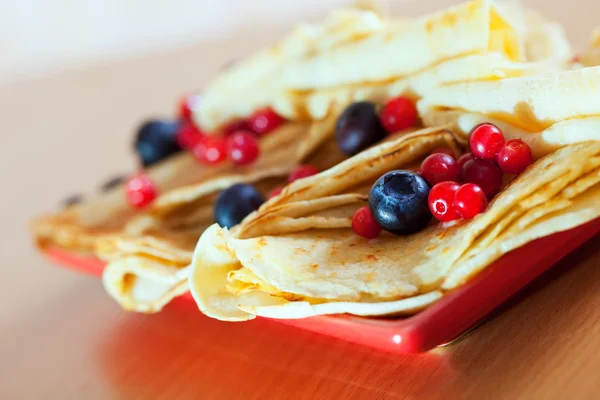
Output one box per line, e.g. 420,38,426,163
420,153,460,185
288,165,320,183
222,119,249,136
193,136,228,165
457,152,475,167
126,174,157,209
497,139,532,174
453,183,487,219
176,121,205,149
379,96,418,134
178,94,201,122
248,108,285,135
227,131,260,165
268,186,283,199
431,148,454,156
428,181,461,222
460,158,503,199
352,206,382,239
469,123,505,160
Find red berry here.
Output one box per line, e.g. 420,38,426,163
457,152,475,167
227,131,260,165
288,165,320,183
497,139,532,174
460,158,503,199
176,121,205,149
248,108,285,135
222,119,249,136
126,174,157,209
379,96,418,134
352,206,382,239
453,183,488,219
469,123,505,160
268,186,283,199
428,181,461,222
431,148,454,156
420,153,461,185
178,94,201,122
193,136,228,165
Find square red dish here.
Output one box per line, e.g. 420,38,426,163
44,217,600,353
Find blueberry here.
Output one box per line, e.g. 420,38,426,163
62,194,83,208
134,120,182,167
369,170,432,235
214,184,265,228
335,101,386,156
100,175,126,192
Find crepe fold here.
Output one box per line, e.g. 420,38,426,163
30,122,315,256
418,66,600,159
189,126,600,321
196,0,569,131
93,117,359,312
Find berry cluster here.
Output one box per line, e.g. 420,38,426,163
426,123,532,222
126,94,286,209
177,102,285,167
335,96,417,156
351,123,533,239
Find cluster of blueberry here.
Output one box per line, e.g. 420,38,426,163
351,123,534,239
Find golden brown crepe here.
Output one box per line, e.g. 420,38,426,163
189,133,600,321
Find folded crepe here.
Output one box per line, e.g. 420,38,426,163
189,127,600,321
31,122,312,255
196,0,569,131
94,114,357,312
417,66,600,159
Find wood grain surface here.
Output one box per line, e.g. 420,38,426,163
2,1,600,399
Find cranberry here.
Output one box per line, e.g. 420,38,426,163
453,183,488,219
222,119,249,136
227,131,260,165
460,158,503,199
176,121,205,149
178,94,201,122
288,165,320,183
420,153,460,185
352,206,382,239
248,108,285,135
126,174,157,209
379,96,417,134
193,136,228,165
469,123,505,160
457,152,475,167
497,139,532,175
431,148,454,156
268,186,283,199
428,181,461,222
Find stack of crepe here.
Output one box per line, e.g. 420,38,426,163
190,66,600,319
31,0,600,317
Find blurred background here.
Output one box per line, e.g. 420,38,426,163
1,0,599,397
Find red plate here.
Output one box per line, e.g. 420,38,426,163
44,218,600,353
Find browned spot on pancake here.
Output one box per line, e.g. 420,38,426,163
257,237,268,247
367,254,378,262
311,264,319,270
349,243,357,247
365,271,377,282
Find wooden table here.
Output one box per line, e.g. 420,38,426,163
2,2,600,398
